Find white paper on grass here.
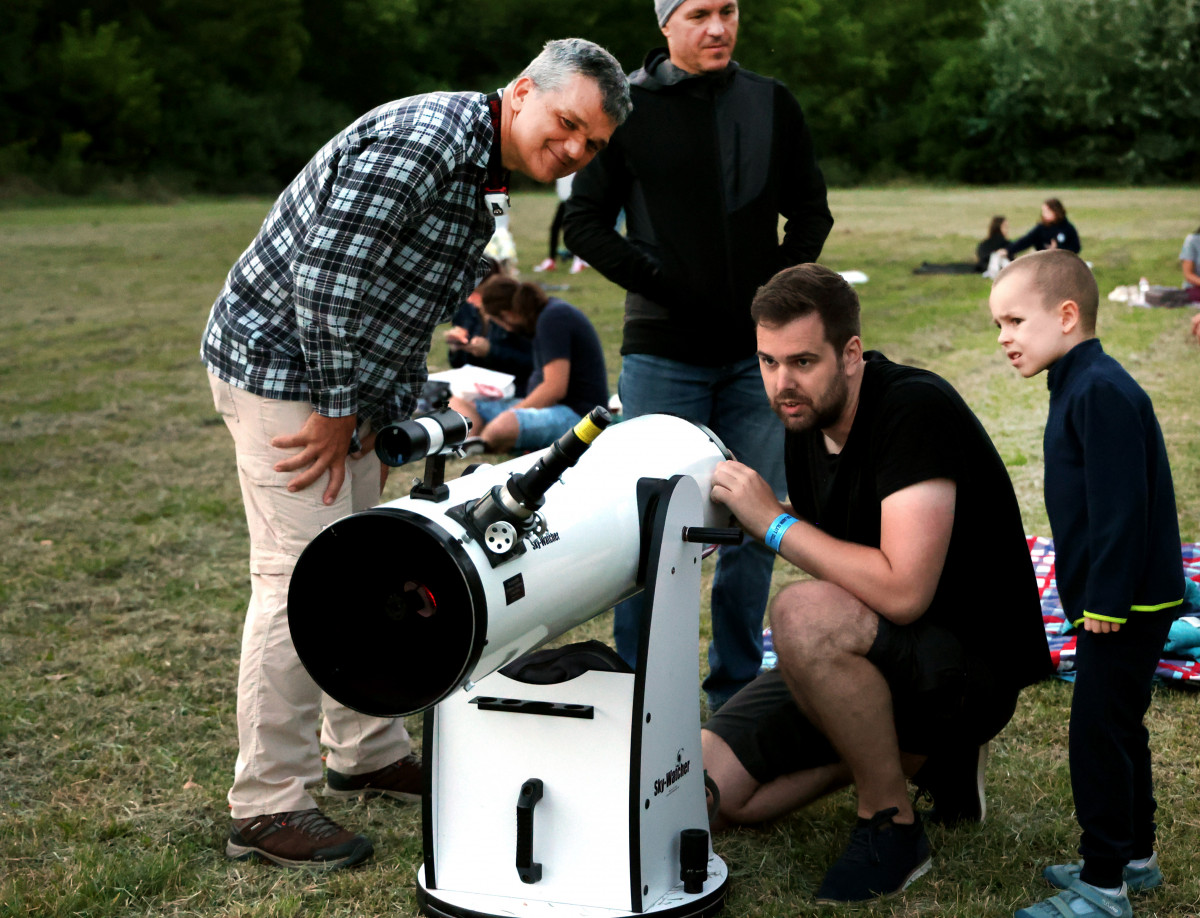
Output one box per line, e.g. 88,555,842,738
428,365,516,401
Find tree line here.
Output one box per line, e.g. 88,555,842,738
2,0,1197,195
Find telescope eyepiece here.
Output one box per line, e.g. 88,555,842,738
506,406,612,511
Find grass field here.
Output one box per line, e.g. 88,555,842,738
2,188,1200,917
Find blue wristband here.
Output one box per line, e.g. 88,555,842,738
763,513,797,553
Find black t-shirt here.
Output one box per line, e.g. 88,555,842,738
529,298,609,416
784,352,1050,692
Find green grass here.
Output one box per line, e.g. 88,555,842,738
2,188,1200,917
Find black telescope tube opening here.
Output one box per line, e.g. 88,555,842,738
288,508,487,716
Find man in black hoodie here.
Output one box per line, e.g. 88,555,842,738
563,0,833,710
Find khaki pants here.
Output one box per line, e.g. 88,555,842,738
210,373,412,817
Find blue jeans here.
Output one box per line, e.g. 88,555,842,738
613,353,785,708
475,398,582,451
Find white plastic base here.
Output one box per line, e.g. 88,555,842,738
416,855,728,918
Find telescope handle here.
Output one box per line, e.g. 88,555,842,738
515,778,544,884
681,526,744,546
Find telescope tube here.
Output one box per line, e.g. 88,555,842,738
288,414,731,717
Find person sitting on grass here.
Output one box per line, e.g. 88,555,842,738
976,214,1012,272
1180,222,1200,310
451,275,608,455
1002,198,1081,258
444,257,535,396
990,250,1184,918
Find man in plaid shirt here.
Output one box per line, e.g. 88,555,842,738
204,38,629,870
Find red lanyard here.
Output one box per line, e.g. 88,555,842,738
484,90,510,216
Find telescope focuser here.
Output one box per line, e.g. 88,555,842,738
448,406,612,567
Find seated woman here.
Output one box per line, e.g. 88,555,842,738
452,276,608,455
1182,223,1200,343
444,258,534,395
1181,223,1200,303
1002,198,1081,257
912,215,1014,276
975,215,1011,272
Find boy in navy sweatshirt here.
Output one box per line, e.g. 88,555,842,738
989,250,1184,918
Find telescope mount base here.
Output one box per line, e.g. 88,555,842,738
416,857,728,918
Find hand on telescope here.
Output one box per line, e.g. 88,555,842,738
271,411,359,505
709,460,785,542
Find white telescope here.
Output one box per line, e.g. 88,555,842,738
288,411,733,718
288,410,736,918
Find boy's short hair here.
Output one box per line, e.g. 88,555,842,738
994,250,1099,334
751,263,861,352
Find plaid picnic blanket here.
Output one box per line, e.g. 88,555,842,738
761,537,1200,689
1030,536,1200,688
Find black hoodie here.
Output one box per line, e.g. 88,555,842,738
563,49,833,366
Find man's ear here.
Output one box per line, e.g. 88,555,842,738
509,76,534,112
843,335,863,367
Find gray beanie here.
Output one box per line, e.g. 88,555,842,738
655,0,687,26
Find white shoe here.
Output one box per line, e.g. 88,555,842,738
569,256,588,275
533,257,556,273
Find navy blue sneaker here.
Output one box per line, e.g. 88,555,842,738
912,741,988,826
815,807,932,903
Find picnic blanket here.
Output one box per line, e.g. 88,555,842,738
760,536,1200,689
1030,536,1200,688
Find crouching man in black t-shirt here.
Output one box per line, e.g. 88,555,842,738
703,263,1051,905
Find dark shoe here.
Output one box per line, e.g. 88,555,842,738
912,741,988,826
704,770,721,822
326,753,422,802
459,436,487,457
815,807,932,904
1044,853,1163,893
226,808,373,869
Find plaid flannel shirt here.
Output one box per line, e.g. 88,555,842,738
201,91,495,430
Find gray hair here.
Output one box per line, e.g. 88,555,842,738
519,38,632,126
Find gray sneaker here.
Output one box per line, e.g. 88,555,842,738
1044,853,1163,893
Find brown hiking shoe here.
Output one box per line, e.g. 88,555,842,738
226,808,373,869
325,753,423,802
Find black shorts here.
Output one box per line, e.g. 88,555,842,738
704,616,1019,785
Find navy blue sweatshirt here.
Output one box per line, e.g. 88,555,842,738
1044,338,1184,625
1009,218,1081,256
